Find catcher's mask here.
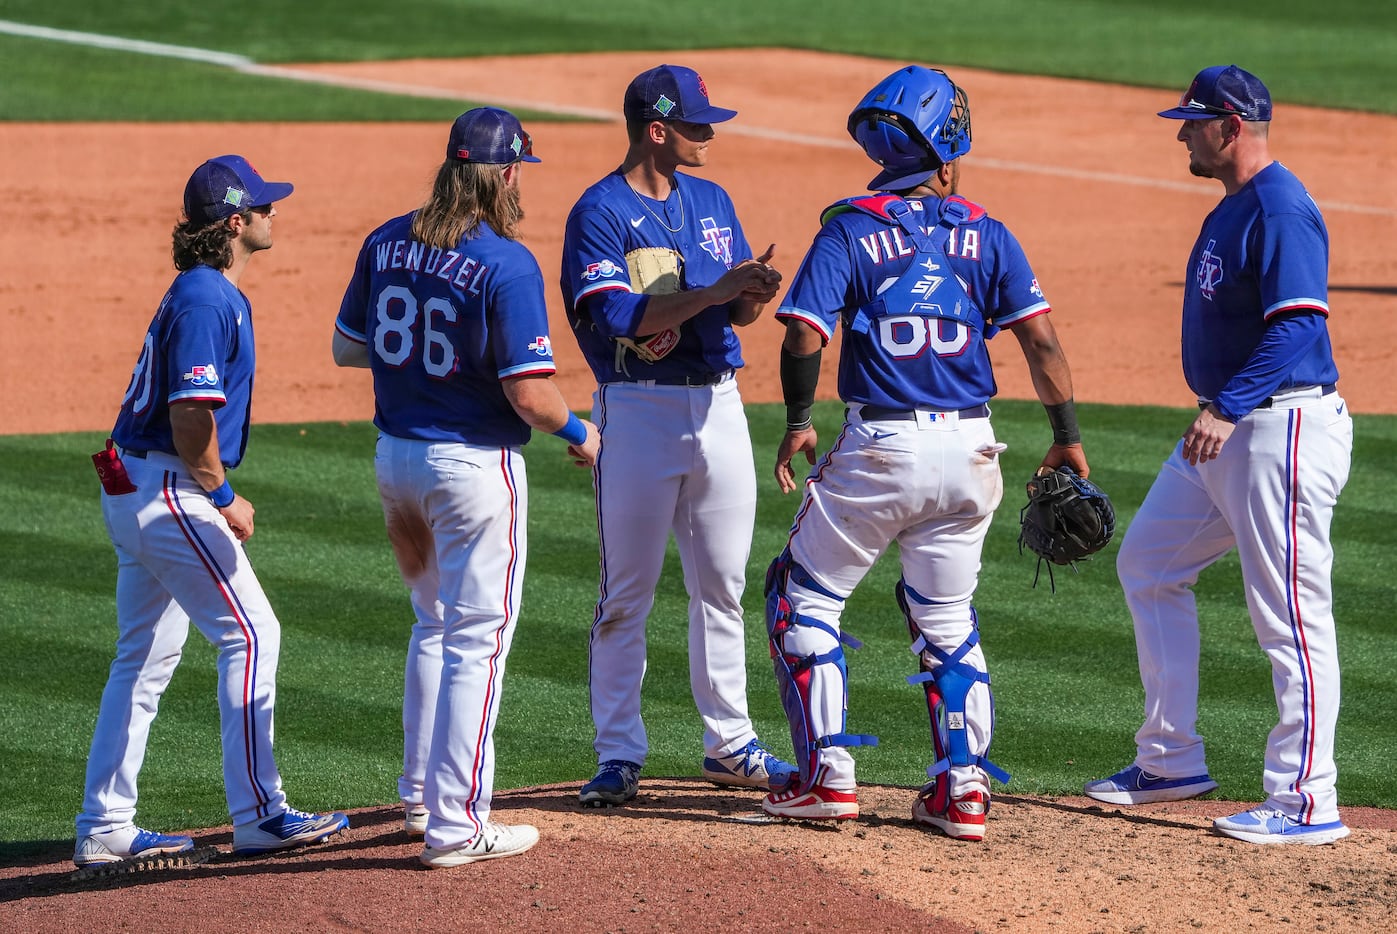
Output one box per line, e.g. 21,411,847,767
849,65,971,192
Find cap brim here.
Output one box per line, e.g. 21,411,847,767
520,154,542,164
867,166,938,192
681,105,738,124
252,181,294,205
1157,107,1202,120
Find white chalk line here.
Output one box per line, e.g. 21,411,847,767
3,19,1391,217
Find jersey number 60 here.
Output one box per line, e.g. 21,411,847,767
374,286,459,378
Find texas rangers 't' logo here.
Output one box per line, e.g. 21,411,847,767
527,335,552,356
699,217,734,267
1196,239,1224,300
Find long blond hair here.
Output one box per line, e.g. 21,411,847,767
411,160,521,248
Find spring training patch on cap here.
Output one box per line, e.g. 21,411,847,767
223,187,246,208
654,95,676,117
511,133,524,157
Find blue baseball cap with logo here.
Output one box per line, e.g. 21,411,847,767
1157,65,1272,121
447,107,542,165
183,155,293,226
623,64,737,124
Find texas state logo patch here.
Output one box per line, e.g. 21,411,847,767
1195,239,1224,300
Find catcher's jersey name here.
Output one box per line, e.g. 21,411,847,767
373,239,488,295
858,227,983,264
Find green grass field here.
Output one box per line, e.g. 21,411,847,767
2,1,1394,854
3,402,1394,852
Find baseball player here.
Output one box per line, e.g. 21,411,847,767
1084,66,1353,846
334,108,599,867
559,64,795,805
761,66,1090,841
78,156,348,866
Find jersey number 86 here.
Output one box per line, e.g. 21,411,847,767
374,286,459,378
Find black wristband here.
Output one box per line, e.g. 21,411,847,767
780,345,821,430
1045,399,1081,445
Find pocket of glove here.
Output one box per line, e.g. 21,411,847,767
625,247,683,296
1018,466,1115,567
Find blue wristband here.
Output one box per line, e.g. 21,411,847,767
208,480,235,508
552,413,587,446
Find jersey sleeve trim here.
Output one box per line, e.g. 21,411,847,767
992,302,1050,329
499,361,557,379
169,389,227,406
774,306,834,344
334,318,367,343
1263,298,1329,320
576,280,633,303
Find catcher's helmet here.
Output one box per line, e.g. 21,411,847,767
848,65,971,191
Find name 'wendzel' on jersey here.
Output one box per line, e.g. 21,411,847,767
374,238,489,295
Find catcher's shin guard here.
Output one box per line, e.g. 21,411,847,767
897,580,1010,786
765,552,878,787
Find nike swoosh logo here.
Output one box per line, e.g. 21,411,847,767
630,217,645,228
871,431,893,440
1336,403,1345,415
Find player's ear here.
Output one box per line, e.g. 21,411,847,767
648,120,668,145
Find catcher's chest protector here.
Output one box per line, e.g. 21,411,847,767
824,195,985,343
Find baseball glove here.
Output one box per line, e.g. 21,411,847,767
1017,466,1115,590
625,247,683,296
615,247,684,367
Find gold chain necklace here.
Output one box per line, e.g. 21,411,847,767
626,179,685,233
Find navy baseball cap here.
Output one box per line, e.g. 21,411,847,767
1158,65,1272,121
623,64,737,124
183,155,293,226
447,107,542,164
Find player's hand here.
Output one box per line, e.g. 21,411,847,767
1182,405,1235,465
219,494,255,542
774,426,818,495
719,244,781,303
1039,442,1089,479
743,243,781,300
568,419,602,468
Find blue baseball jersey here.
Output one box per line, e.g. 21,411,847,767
1181,162,1338,418
335,211,557,446
777,195,1048,410
560,170,754,382
112,265,255,468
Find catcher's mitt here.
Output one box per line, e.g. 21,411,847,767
1017,466,1115,590
615,247,684,366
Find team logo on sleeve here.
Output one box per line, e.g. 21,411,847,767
699,217,734,266
582,260,621,281
527,335,552,356
1196,239,1224,300
1030,278,1044,298
183,363,219,387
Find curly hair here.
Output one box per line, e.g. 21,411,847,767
411,160,522,249
171,215,241,271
